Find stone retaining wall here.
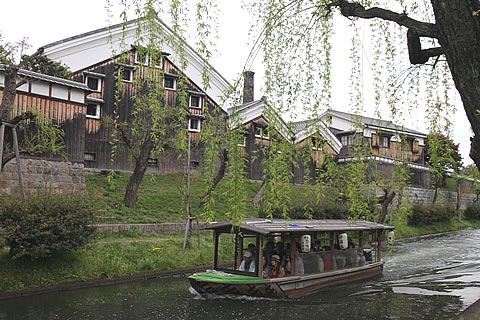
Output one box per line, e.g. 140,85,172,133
0,158,86,195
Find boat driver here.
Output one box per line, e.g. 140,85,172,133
239,250,256,273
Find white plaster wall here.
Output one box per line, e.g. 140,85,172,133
70,89,84,103
51,84,69,100
31,81,49,96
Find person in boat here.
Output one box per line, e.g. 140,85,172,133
247,243,256,256
239,250,256,273
312,240,322,252
264,240,275,264
268,254,285,279
262,254,271,278
321,245,335,272
275,242,286,265
285,242,305,276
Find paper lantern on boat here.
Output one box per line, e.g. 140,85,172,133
338,233,348,249
387,231,395,244
301,235,311,252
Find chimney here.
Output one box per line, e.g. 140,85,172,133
243,71,255,104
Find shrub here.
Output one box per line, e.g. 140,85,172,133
464,203,480,220
407,203,455,226
0,193,97,260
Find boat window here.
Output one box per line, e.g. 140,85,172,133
216,233,236,272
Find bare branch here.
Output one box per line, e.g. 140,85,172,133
330,0,438,38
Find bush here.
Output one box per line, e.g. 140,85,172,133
0,193,97,260
464,203,480,220
407,203,455,226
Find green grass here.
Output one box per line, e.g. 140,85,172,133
394,218,480,239
86,172,262,223
0,231,232,293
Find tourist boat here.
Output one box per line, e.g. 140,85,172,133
189,218,394,298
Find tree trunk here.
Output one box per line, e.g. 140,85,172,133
431,1,480,171
200,148,228,206
0,65,17,122
124,132,155,207
252,180,265,207
378,188,396,224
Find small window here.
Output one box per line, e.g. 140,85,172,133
380,136,389,148
86,76,101,92
84,153,96,161
189,118,201,132
238,136,247,147
86,103,101,119
191,160,200,169
341,134,353,146
135,49,162,67
312,137,323,150
121,69,132,82
402,139,412,151
254,126,269,139
190,95,201,109
164,76,176,90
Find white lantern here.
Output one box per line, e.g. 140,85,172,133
339,233,348,249
387,231,395,245
301,235,311,252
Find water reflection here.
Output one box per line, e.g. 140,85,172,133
0,229,479,319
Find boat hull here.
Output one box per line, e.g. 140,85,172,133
189,262,384,298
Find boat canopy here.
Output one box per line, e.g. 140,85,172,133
204,218,394,235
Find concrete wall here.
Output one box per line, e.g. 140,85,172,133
0,157,86,195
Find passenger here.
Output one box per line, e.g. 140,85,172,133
268,255,285,279
239,251,256,273
313,240,322,252
345,242,359,268
262,254,271,278
247,243,256,256
264,240,275,266
285,243,305,276
275,242,286,265
321,246,334,272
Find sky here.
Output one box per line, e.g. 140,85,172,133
0,0,473,165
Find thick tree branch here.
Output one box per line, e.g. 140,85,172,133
329,0,438,38
407,29,443,64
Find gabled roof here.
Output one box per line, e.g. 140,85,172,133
323,109,427,138
228,97,293,140
0,64,91,91
205,218,394,234
292,119,342,154
37,18,231,109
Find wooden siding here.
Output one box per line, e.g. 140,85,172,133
73,50,223,173
0,90,86,162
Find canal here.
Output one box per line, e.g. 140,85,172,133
1,228,479,319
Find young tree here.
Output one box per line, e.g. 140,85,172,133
425,132,463,203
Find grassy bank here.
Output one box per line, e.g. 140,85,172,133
394,217,480,239
0,230,230,293
1,219,479,294
87,172,262,223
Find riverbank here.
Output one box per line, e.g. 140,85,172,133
1,219,479,296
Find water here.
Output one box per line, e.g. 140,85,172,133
1,229,479,319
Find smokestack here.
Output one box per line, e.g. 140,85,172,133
243,71,255,104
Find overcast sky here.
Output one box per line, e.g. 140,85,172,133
0,0,472,164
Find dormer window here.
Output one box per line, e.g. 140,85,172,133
254,126,269,139
164,76,176,90
312,137,323,150
86,103,101,119
189,118,201,132
85,76,101,92
340,134,353,146
189,95,202,109
135,48,162,67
